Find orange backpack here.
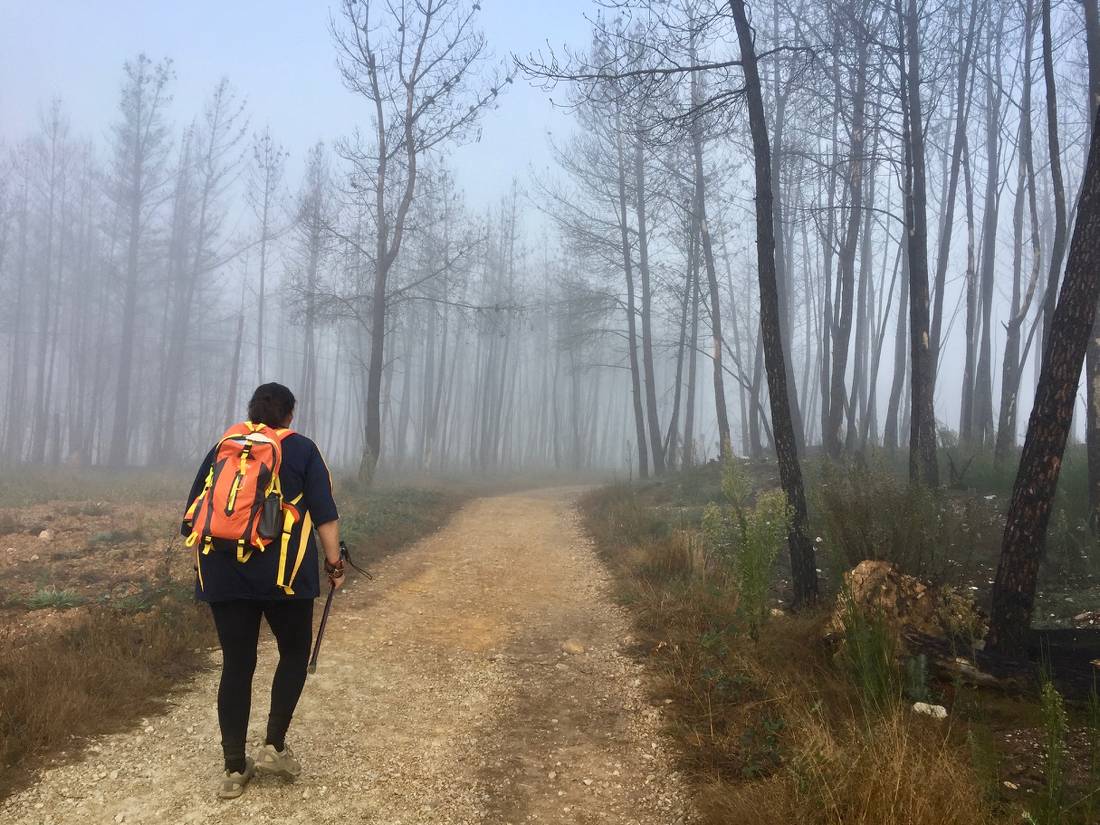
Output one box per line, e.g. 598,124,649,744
184,422,300,563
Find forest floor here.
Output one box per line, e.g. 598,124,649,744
1,487,694,824
578,460,1100,825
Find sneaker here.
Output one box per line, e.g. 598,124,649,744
217,757,255,799
253,743,301,780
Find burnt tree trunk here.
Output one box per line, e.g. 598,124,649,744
1082,0,1100,531
899,0,939,486
987,110,1100,656
730,0,818,606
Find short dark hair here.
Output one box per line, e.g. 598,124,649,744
247,383,296,428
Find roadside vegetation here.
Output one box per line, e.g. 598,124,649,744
0,469,469,800
582,450,1100,825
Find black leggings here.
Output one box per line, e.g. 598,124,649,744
209,598,314,773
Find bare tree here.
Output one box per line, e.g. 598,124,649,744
897,0,939,486
331,0,504,483
106,55,174,467
249,127,288,382
289,142,334,435
995,0,1043,464
157,78,247,460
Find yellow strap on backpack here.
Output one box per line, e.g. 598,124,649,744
283,512,312,596
183,465,215,548
237,538,253,564
276,493,305,595
195,545,205,592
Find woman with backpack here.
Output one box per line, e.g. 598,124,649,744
182,382,344,799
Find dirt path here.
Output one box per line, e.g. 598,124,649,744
4,488,694,825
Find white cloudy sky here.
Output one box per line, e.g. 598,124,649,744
0,0,596,209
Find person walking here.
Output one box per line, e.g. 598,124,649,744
182,382,344,799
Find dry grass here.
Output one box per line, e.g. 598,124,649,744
704,707,996,825
581,482,1004,825
0,595,213,797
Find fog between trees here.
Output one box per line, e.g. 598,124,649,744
0,0,1095,491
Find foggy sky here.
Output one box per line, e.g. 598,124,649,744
0,0,592,211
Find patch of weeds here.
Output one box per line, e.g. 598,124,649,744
1041,508,1100,584
740,714,785,778
1085,681,1100,824
337,486,468,566
1028,678,1069,824
903,653,932,703
0,468,187,508
0,512,21,534
50,547,87,561
966,722,1004,803
25,586,85,610
88,528,146,546
702,460,789,637
812,458,998,587
108,589,160,612
837,594,900,717
59,502,111,517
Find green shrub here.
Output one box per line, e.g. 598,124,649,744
1087,682,1100,825
903,653,932,703
813,459,995,585
1042,507,1099,583
1029,678,1069,824
702,461,788,637
838,593,900,717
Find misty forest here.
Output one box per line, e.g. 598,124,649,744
3,0,1100,822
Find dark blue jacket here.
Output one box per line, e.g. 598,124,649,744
183,432,339,601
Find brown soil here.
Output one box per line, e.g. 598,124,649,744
1,488,695,824
0,500,191,646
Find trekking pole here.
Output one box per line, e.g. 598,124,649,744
308,540,370,675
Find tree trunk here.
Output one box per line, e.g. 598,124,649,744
665,226,697,468
684,254,700,466
929,0,977,364
1085,0,1100,531
971,23,1004,447
690,44,733,460
615,108,650,478
730,0,818,607
996,0,1041,464
769,4,804,453
900,0,939,486
884,246,909,451
634,135,664,473
108,137,146,467
825,37,866,457
987,110,1100,656
1039,0,1069,356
